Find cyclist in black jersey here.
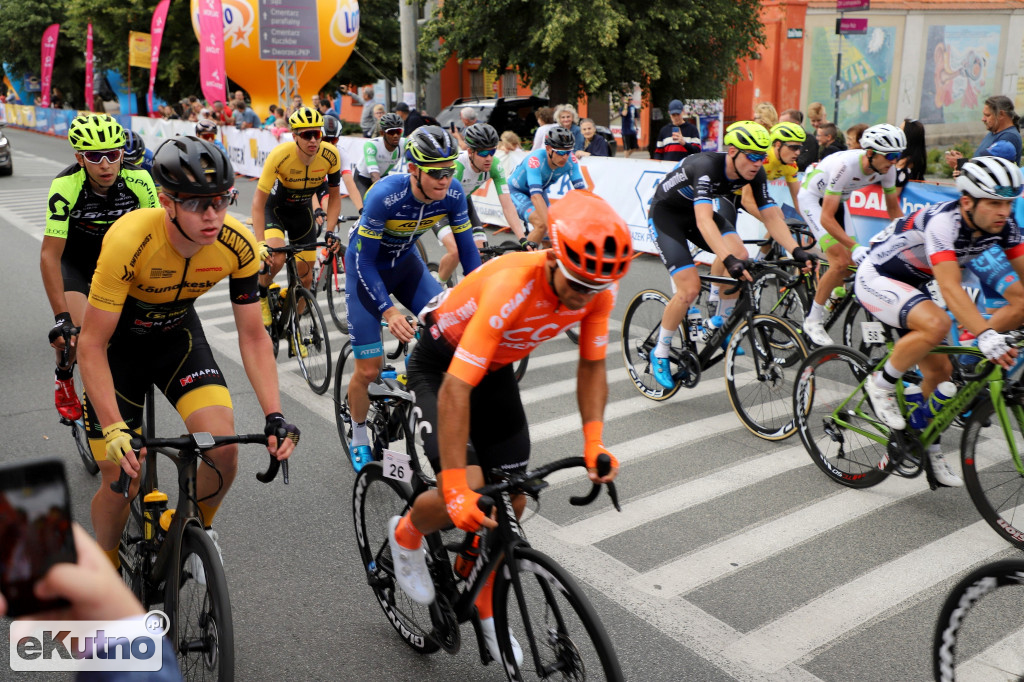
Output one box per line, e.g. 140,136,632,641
646,120,815,388
41,114,158,423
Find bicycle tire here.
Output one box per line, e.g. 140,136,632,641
513,354,529,383
334,342,354,460
752,270,808,326
621,289,682,401
291,287,332,394
494,546,624,681
71,420,99,476
165,524,235,682
793,345,890,488
933,558,1024,682
325,271,348,334
118,477,151,607
351,462,440,654
725,314,809,441
961,395,1024,551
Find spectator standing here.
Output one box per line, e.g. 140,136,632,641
451,106,478,150
233,100,261,129
620,92,639,158
946,94,1023,170
654,99,701,161
576,118,611,158
845,123,868,150
781,108,817,171
231,90,246,108
532,107,556,150
555,104,585,151
753,101,778,129
395,101,426,136
894,118,928,185
211,100,232,125
357,87,378,136
496,130,524,177
816,122,846,160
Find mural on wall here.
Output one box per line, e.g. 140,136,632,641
808,25,896,130
919,25,1000,125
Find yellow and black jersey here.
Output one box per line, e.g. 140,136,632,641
257,141,342,206
89,208,260,336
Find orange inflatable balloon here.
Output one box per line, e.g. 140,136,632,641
191,0,360,116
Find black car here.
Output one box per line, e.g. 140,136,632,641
435,95,549,144
0,124,11,176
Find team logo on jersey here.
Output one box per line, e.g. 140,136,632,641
528,156,541,169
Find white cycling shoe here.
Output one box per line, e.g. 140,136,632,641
480,616,524,666
803,318,832,347
185,528,222,587
864,378,906,431
388,516,435,605
930,451,963,487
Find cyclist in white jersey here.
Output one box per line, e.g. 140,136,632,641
799,124,905,346
353,112,406,198
432,123,529,282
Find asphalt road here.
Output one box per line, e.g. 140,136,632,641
1,126,1020,681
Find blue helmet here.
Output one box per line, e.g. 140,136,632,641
123,130,147,165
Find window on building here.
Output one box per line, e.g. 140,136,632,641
470,70,484,98
501,72,518,98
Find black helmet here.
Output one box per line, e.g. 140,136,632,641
545,126,575,150
152,136,234,195
405,125,459,164
379,113,404,132
323,114,343,139
123,130,147,165
464,122,499,150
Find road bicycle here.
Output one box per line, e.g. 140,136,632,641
264,241,333,395
352,452,624,680
933,556,1024,681
54,323,97,476
310,215,361,334
621,260,810,440
793,331,1024,549
111,394,289,681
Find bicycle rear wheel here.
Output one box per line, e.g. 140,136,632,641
793,345,890,488
291,288,332,394
933,558,1024,682
725,314,808,440
961,396,1024,550
351,462,440,654
165,524,234,682
494,546,623,681
621,289,682,401
752,270,808,325
70,419,99,476
513,354,529,383
334,342,354,458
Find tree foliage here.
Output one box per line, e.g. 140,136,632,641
419,0,766,104
0,0,82,106
328,0,402,89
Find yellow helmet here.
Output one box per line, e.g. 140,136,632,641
288,106,323,130
770,121,806,144
68,114,125,151
723,120,771,153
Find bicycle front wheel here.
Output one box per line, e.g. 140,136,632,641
961,396,1024,550
513,354,529,383
494,546,623,681
334,342,354,457
291,287,332,394
933,558,1024,682
351,462,440,654
621,289,681,401
793,345,890,488
165,524,234,682
752,270,808,325
725,314,808,440
324,255,349,334
71,419,99,476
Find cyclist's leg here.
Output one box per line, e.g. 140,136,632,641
707,199,747,318
284,204,318,295
260,205,288,285
344,247,388,464
806,201,852,315
432,221,459,283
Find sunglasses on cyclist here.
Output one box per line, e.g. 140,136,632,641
80,149,123,164
385,127,404,136
743,151,767,163
324,137,339,145
551,149,572,157
784,143,803,152
414,164,456,180
198,133,217,141
474,149,496,157
556,260,612,294
167,193,234,213
881,151,901,161
296,129,323,141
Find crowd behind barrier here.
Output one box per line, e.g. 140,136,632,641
1,103,993,259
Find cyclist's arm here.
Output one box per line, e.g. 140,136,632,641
761,205,806,258
933,260,990,336
437,372,473,473
787,178,801,215
77,304,124,430
448,183,482,274
125,169,159,208
324,184,342,238
569,158,586,189
819,193,855,248
341,173,363,212
40,236,69,318
739,185,764,222
530,194,550,227
693,201,734,261
251,189,270,242
884,190,903,219
362,141,381,182
497,194,526,240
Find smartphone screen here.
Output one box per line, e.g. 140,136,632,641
672,126,681,135
0,458,76,617
956,157,967,171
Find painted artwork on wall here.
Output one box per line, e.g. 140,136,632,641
808,25,896,130
919,24,1000,125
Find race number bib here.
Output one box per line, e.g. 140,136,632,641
861,321,886,346
383,449,413,484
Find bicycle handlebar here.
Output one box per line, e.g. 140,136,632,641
110,431,288,498
475,453,620,515
56,324,81,367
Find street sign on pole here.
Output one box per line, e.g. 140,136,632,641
837,0,870,10
836,17,868,35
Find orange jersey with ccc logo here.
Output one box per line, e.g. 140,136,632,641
420,251,615,386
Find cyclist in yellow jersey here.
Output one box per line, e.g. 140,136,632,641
252,107,345,326
78,136,298,568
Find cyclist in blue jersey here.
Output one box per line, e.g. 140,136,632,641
123,130,153,174
345,125,482,471
507,126,586,243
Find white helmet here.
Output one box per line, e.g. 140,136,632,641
859,124,906,154
956,156,1023,200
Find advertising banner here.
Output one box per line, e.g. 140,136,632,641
148,0,172,116
129,32,152,69
85,24,94,110
40,24,60,108
197,0,227,106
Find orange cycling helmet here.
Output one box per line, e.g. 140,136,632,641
549,190,633,284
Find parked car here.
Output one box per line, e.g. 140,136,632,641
594,126,618,157
435,96,548,144
0,124,12,176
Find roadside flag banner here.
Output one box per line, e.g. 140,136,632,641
148,0,172,116
197,0,227,107
40,24,59,108
85,24,94,110
129,32,152,69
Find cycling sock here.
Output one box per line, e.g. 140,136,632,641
55,366,74,381
474,573,495,619
103,546,121,570
709,284,720,301
807,301,825,322
875,361,900,390
394,513,423,550
654,326,674,359
197,500,221,527
352,421,369,447
715,300,735,319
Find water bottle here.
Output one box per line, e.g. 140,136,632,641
904,385,929,430
823,286,847,314
927,381,958,419
687,307,702,342
454,533,481,579
381,366,397,381
959,330,979,368
142,491,169,542
702,315,724,342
